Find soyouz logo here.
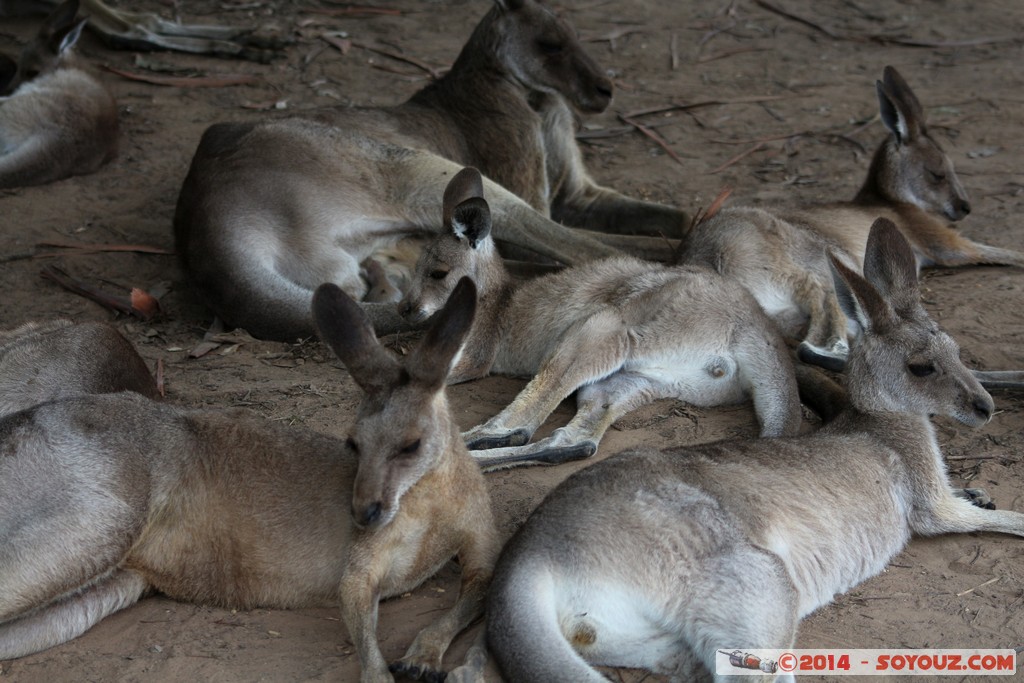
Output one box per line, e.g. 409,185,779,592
715,649,1017,676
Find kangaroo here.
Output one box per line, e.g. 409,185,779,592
0,278,500,683
681,66,1024,371
399,168,801,471
0,319,158,415
0,0,118,189
174,0,684,342
485,218,1023,682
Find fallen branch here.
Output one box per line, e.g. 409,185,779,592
40,266,161,320
351,41,446,80
37,240,174,256
709,140,767,174
103,65,258,88
619,114,685,166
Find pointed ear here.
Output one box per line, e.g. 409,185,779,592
876,66,924,143
406,277,477,388
55,18,87,55
442,167,484,227
861,217,920,314
450,196,492,248
312,282,403,397
42,0,82,51
828,250,895,337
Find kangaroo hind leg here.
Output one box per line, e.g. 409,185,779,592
471,370,669,471
0,568,148,659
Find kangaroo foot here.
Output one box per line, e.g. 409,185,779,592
955,487,996,510
463,427,530,450
797,338,849,373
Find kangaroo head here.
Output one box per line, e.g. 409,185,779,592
829,218,992,425
401,167,498,324
485,0,613,113
314,277,477,530
871,66,971,221
4,0,86,95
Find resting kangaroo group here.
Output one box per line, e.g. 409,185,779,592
2,1,1023,682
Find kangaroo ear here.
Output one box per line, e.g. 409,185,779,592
312,283,402,397
828,250,895,338
877,66,924,144
42,0,82,51
55,18,87,55
442,167,484,228
861,217,921,316
450,196,492,248
407,277,477,389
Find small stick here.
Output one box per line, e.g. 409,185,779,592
351,41,445,80
955,576,999,597
619,115,685,166
709,140,767,174
156,358,166,398
669,32,679,70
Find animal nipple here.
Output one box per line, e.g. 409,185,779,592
569,621,598,649
709,365,726,379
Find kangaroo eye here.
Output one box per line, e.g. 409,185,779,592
908,362,936,377
429,270,448,280
537,40,564,56
928,170,945,182
397,439,421,457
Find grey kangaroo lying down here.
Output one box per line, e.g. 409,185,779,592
0,0,117,188
0,280,499,683
0,319,157,415
174,0,684,341
487,218,1024,682
400,168,801,470
682,66,1024,371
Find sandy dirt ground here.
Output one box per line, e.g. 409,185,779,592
2,0,1023,681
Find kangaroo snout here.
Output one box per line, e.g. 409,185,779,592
948,197,971,221
971,393,994,423
399,297,431,323
354,500,386,528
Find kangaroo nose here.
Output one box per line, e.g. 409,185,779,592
972,395,993,422
957,199,971,216
596,79,613,100
356,501,384,527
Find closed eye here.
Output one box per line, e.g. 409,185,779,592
928,170,945,182
537,40,564,56
908,362,936,377
397,439,421,457
429,270,448,280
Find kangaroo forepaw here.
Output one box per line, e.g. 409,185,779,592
463,428,530,450
389,661,447,682
955,487,996,510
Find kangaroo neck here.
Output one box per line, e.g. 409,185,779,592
407,25,545,199
852,137,899,206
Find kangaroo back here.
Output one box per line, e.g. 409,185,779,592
0,320,157,415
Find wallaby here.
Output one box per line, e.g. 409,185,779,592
0,0,118,189
486,218,1023,682
400,168,801,471
174,0,685,342
681,66,1024,370
0,278,500,683
0,319,158,415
